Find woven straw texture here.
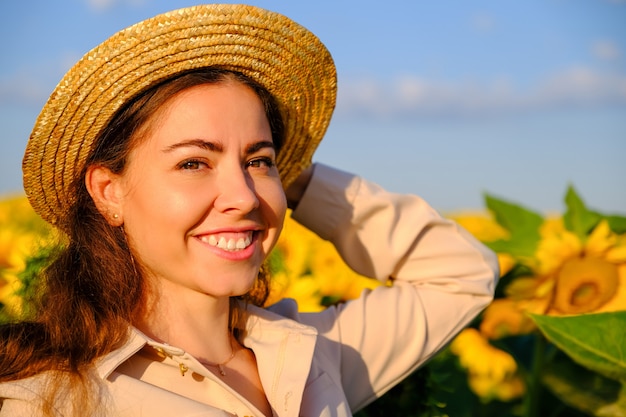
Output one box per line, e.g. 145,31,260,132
22,4,337,229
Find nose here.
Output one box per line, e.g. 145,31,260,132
214,165,260,214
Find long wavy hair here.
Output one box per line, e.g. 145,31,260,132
0,68,285,415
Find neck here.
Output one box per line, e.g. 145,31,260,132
135,280,236,364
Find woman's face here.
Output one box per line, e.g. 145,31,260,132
117,80,287,300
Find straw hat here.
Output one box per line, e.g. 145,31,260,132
22,4,337,229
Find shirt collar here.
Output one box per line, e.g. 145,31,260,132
95,299,318,381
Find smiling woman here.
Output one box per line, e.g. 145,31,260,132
87,75,287,309
0,4,498,417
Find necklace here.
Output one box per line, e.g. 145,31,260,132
198,337,236,377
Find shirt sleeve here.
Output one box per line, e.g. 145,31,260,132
290,163,499,412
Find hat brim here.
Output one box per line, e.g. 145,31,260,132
22,4,337,228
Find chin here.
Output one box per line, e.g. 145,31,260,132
223,273,261,298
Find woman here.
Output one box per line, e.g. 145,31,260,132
0,4,498,417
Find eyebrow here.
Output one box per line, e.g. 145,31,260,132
246,140,276,155
162,139,275,155
163,139,223,153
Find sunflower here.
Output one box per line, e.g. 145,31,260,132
267,213,381,311
534,219,626,315
450,328,525,402
479,298,536,339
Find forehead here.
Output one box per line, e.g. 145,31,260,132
131,80,271,150
131,78,264,137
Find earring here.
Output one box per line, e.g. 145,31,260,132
113,213,119,219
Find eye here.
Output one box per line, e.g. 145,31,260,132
177,159,207,170
246,157,275,171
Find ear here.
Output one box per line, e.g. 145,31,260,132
85,165,125,226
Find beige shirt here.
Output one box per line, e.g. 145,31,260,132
0,164,499,416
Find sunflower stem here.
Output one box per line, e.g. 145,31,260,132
524,333,546,417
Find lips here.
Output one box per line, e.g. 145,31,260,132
199,231,254,252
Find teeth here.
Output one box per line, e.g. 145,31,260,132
201,234,253,252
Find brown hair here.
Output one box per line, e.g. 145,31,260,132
0,68,285,415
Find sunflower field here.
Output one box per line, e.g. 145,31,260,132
1,187,625,417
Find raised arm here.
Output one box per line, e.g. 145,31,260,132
289,163,499,411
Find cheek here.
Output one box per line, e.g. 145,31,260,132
123,179,198,241
270,186,288,220
259,182,287,231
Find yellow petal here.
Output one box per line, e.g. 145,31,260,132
449,212,510,242
535,228,582,275
0,272,23,316
479,299,536,339
451,328,525,402
517,296,553,315
343,275,381,300
497,253,516,277
539,217,566,237
605,244,626,264
585,220,616,258
281,276,324,312
505,275,555,301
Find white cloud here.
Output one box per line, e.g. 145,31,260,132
470,13,496,34
537,67,626,102
2,60,625,121
336,68,626,119
85,0,146,12
86,0,117,12
592,40,621,61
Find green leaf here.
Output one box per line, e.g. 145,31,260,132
484,193,543,258
606,215,626,234
485,194,544,235
563,185,602,241
485,239,536,260
542,351,622,415
15,245,59,319
530,312,626,382
267,247,286,274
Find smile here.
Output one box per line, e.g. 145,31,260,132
199,232,254,252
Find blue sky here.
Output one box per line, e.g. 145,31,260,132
1,0,625,214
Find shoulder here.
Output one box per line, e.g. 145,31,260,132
0,372,51,400
95,327,148,379
0,373,56,416
264,297,300,318
246,298,321,335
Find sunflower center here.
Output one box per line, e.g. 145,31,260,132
570,282,599,307
553,257,619,314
